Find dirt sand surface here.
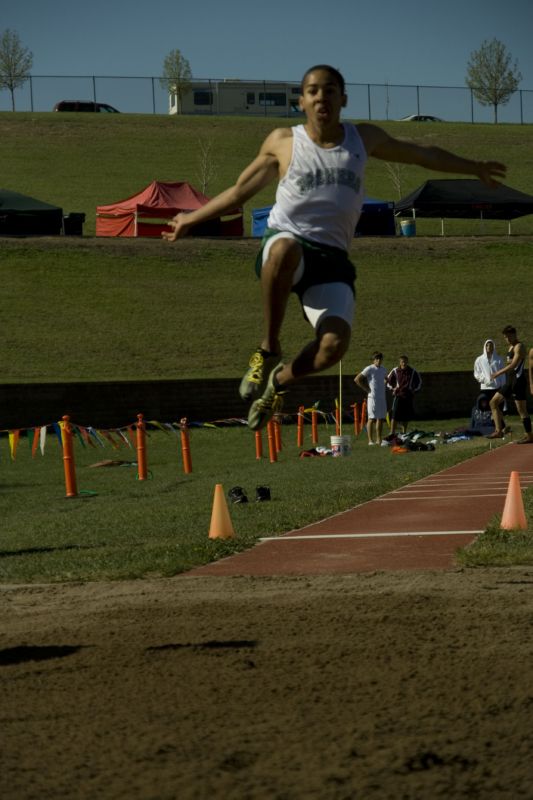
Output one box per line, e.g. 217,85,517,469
2,568,533,799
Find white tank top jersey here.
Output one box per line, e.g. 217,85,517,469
267,123,367,252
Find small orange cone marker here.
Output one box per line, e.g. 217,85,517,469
500,471,527,531
208,484,235,540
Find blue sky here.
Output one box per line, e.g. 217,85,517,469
2,0,533,120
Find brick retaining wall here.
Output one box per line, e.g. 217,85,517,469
1,372,484,429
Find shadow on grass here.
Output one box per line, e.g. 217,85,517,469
0,544,101,558
0,644,88,666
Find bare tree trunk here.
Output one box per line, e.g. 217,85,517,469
385,162,406,199
196,136,218,195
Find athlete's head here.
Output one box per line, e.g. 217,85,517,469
301,65,346,95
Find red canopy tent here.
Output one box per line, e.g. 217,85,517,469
96,181,243,237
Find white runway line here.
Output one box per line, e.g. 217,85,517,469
378,493,507,501
259,530,483,542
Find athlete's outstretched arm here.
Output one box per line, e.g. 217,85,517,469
162,130,285,242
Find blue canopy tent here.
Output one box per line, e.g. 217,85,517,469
251,198,395,238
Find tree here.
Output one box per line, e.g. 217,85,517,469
466,38,522,123
160,49,192,114
0,29,33,111
195,135,218,195
385,161,407,200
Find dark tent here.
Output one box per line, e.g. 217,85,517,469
395,179,533,234
0,189,64,236
252,198,395,238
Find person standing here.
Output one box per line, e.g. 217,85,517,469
354,352,388,445
386,355,422,435
489,325,533,443
473,338,505,402
163,64,506,431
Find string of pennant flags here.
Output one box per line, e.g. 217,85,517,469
1,401,368,463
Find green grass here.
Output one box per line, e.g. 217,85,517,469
2,112,533,579
457,496,533,567
2,112,533,236
0,419,515,583
2,236,533,381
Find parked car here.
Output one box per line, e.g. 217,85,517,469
397,114,443,122
53,101,120,113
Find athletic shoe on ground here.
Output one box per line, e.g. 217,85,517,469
228,486,248,504
255,485,271,502
247,363,286,431
516,437,533,445
239,348,280,402
486,430,504,439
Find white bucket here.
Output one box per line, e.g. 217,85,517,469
330,435,352,457
400,219,416,237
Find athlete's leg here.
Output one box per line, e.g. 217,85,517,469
276,315,351,387
489,391,505,435
259,236,303,355
515,399,533,442
240,234,303,402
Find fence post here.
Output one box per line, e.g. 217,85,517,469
61,415,78,498
136,414,148,480
267,420,277,463
297,405,304,447
255,430,263,459
311,409,318,444
180,417,193,474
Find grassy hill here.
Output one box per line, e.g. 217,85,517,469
2,234,533,382
1,112,533,383
2,112,533,235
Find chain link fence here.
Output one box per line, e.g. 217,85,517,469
2,74,532,124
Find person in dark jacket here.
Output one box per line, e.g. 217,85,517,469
387,355,422,435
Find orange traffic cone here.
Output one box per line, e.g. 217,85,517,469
208,484,235,540
500,471,527,531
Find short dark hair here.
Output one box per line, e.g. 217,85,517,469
502,325,516,335
372,351,383,360
301,64,346,95
400,355,409,361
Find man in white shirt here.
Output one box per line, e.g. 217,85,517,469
354,352,388,445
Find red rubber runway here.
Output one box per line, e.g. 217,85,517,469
186,443,533,576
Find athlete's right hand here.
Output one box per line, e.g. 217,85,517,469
161,213,190,242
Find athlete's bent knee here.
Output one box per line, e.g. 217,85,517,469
265,238,302,274
317,329,350,367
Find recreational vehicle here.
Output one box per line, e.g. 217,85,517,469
169,80,304,117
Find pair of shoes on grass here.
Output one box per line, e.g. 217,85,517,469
240,347,286,431
228,486,271,503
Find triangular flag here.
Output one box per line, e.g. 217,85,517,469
9,430,20,461
88,427,105,447
99,430,120,449
117,429,133,448
78,426,97,449
73,425,86,448
52,422,63,447
31,428,40,458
